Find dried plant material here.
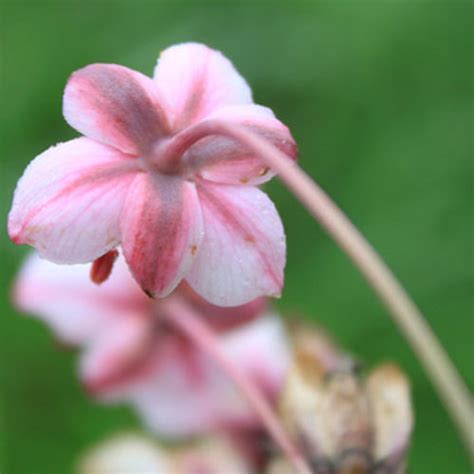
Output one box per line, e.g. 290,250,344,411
78,433,173,474
174,436,253,474
367,364,413,473
78,432,253,474
275,325,413,473
266,457,294,474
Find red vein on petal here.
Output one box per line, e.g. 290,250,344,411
13,162,139,243
197,184,282,291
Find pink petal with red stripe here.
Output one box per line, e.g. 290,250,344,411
120,173,204,298
8,138,136,264
80,315,152,399
64,64,170,155
131,315,289,438
14,253,147,345
186,182,285,306
187,104,297,185
153,43,252,130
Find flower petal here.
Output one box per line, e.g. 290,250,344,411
8,138,136,263
14,253,148,345
131,315,288,439
120,173,204,298
186,183,286,306
187,105,298,185
221,314,290,397
80,315,153,398
64,64,170,155
130,337,227,438
177,282,267,331
153,43,252,129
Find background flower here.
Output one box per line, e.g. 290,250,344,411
14,253,290,439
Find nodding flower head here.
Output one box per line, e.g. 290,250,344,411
8,43,297,306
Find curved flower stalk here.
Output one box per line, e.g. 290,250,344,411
8,43,297,306
268,326,414,474
158,297,313,474
14,253,290,438
78,432,253,474
181,121,473,460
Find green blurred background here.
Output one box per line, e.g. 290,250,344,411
1,0,472,472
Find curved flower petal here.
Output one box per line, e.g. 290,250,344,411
80,315,153,398
153,43,252,129
8,138,136,264
177,282,267,331
220,314,290,397
14,253,148,345
131,338,227,438
64,64,170,155
131,316,288,438
186,183,286,306
187,105,298,185
121,173,204,298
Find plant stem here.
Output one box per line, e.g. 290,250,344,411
161,297,314,474
171,120,474,462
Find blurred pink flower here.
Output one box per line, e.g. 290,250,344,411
14,252,290,438
9,43,297,305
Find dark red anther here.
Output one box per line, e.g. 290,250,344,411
90,249,119,284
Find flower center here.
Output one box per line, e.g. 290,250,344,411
144,137,184,175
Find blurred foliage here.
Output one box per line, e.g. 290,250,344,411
1,0,472,472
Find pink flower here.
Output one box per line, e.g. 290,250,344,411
14,252,290,438
9,43,297,305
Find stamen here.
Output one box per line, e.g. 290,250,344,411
90,249,119,284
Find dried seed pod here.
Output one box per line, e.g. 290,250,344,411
278,326,338,454
266,457,294,474
77,433,173,474
174,436,253,474
367,364,413,474
78,432,253,474
273,325,413,474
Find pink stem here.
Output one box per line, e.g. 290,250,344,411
161,297,314,474
168,120,474,461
